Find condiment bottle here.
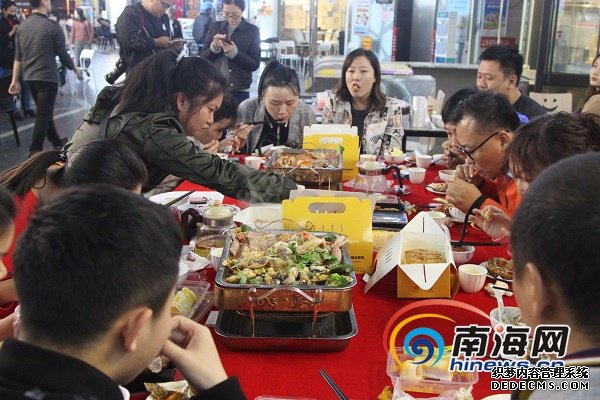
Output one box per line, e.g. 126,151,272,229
194,200,235,257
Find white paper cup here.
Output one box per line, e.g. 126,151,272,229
244,156,263,170
210,247,224,270
408,167,426,184
416,154,432,168
427,211,448,226
458,264,487,293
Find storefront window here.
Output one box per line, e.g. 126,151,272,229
552,0,600,74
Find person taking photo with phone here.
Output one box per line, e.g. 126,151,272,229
201,0,260,104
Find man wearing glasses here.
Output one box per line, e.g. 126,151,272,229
116,0,184,73
202,0,260,104
446,91,522,216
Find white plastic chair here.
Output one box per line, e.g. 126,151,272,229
78,48,97,98
529,92,573,114
277,40,301,71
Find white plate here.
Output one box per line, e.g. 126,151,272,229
425,184,447,195
481,261,513,283
148,191,225,206
481,395,511,400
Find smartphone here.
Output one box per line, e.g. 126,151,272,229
222,37,232,44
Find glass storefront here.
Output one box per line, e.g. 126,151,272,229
552,0,600,74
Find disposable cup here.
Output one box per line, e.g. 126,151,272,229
408,167,426,184
458,264,487,293
416,154,432,168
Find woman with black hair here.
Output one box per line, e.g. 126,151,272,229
67,51,297,202
0,138,148,322
581,53,600,114
322,48,406,156
237,60,315,154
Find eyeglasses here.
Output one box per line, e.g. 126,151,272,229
458,130,505,161
159,0,172,10
222,12,241,20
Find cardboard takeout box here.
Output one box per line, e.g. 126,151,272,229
364,212,459,298
282,195,373,273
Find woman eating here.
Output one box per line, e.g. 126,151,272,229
67,51,297,203
237,60,315,155
321,48,405,156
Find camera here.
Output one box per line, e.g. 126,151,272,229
105,58,126,85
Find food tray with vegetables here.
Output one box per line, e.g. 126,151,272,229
215,229,356,312
264,148,343,186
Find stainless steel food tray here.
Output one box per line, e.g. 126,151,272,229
215,231,356,312
264,148,343,186
214,306,358,352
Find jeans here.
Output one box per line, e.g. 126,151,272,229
26,80,62,152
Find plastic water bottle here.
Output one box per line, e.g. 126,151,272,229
223,130,235,154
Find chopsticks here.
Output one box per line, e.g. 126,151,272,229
163,190,195,207
492,285,512,292
451,241,501,247
319,369,349,400
242,119,285,125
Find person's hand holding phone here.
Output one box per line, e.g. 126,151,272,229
169,38,185,52
212,33,227,49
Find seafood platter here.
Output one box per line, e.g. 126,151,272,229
264,148,343,187
213,228,358,351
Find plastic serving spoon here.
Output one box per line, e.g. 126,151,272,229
493,287,509,325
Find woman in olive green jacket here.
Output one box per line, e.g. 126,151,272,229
67,51,297,203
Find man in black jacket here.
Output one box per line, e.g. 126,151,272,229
201,0,260,104
192,1,212,51
116,0,184,72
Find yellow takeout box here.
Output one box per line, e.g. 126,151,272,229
303,124,359,181
282,196,373,273
364,212,459,298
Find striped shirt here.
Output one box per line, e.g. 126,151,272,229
15,12,75,84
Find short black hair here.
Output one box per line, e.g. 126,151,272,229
214,92,237,126
2,1,16,10
14,185,183,347
29,0,41,8
257,61,300,102
457,91,521,134
223,0,245,12
478,45,524,84
511,153,600,340
0,186,15,233
441,87,477,125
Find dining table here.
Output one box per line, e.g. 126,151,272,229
140,159,516,400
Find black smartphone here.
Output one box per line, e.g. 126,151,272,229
222,38,232,44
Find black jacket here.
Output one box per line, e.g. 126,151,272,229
0,15,19,69
67,87,297,202
115,3,172,72
201,19,260,92
0,339,246,400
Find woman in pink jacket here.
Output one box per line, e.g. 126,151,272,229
70,8,94,68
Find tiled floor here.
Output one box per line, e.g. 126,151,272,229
0,48,120,170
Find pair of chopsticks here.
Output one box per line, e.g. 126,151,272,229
451,241,501,247
164,190,195,207
242,118,285,125
319,369,349,400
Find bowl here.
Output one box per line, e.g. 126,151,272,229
438,169,455,182
178,262,190,285
458,263,487,293
427,210,448,226
391,154,405,163
490,306,526,330
448,206,467,221
451,245,475,265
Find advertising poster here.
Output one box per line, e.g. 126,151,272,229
353,0,370,35
482,0,509,36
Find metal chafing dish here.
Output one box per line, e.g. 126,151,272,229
264,148,343,187
214,231,356,312
214,306,358,352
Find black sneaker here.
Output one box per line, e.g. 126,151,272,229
24,110,36,118
53,137,68,150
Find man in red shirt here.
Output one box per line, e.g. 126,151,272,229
446,91,522,216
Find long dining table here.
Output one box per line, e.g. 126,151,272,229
153,160,516,400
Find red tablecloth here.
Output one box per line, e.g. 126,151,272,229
169,165,516,400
